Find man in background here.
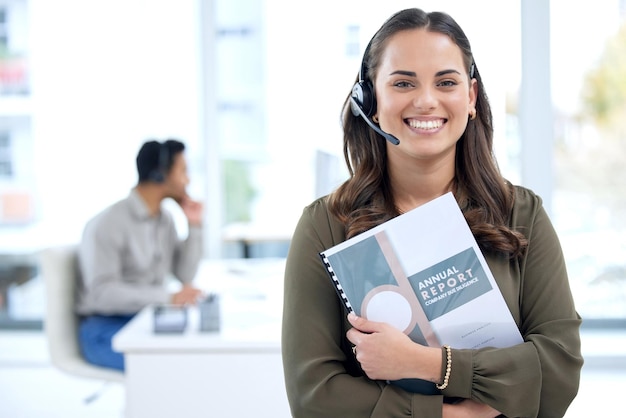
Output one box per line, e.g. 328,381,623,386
76,139,203,371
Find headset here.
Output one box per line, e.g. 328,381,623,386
350,36,401,146
147,142,170,183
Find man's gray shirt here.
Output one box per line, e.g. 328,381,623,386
76,189,203,316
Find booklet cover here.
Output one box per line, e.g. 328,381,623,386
319,192,523,394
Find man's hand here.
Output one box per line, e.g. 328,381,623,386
179,196,203,226
171,284,202,305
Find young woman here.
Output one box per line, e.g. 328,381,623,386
282,8,583,418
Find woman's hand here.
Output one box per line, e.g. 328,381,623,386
443,399,501,418
346,313,441,382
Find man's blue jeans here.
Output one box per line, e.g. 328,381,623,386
78,314,135,371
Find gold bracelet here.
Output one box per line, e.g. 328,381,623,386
436,345,452,390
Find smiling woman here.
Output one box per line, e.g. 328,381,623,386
282,8,583,418
374,28,477,182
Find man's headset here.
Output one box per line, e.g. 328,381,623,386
147,143,170,183
350,35,401,146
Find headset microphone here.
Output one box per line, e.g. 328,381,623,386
350,32,400,146
350,97,400,145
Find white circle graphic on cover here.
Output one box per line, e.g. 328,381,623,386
364,290,412,331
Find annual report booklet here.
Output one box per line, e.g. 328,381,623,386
319,192,523,394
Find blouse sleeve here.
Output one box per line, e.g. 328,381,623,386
440,188,583,417
282,199,445,418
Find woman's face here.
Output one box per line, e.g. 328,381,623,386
374,28,477,162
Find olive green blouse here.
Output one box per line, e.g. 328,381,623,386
282,186,583,418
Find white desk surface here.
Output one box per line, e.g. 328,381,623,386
113,257,285,354
112,258,291,418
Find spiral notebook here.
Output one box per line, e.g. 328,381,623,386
319,192,523,394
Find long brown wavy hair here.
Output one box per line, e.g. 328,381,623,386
328,8,527,259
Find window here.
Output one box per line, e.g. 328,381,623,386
0,0,29,95
0,132,12,177
549,0,626,325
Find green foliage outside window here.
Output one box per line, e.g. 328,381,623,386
223,159,256,224
582,22,626,131
557,20,626,225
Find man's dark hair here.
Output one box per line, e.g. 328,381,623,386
136,138,185,183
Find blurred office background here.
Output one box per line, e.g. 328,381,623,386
0,0,625,416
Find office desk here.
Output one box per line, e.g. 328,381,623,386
113,258,290,418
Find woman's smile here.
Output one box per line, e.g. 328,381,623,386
406,117,445,132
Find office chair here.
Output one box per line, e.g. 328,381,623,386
39,245,124,402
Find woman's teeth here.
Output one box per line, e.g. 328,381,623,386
408,119,443,130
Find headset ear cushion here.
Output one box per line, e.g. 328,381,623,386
148,170,164,183
351,81,376,117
